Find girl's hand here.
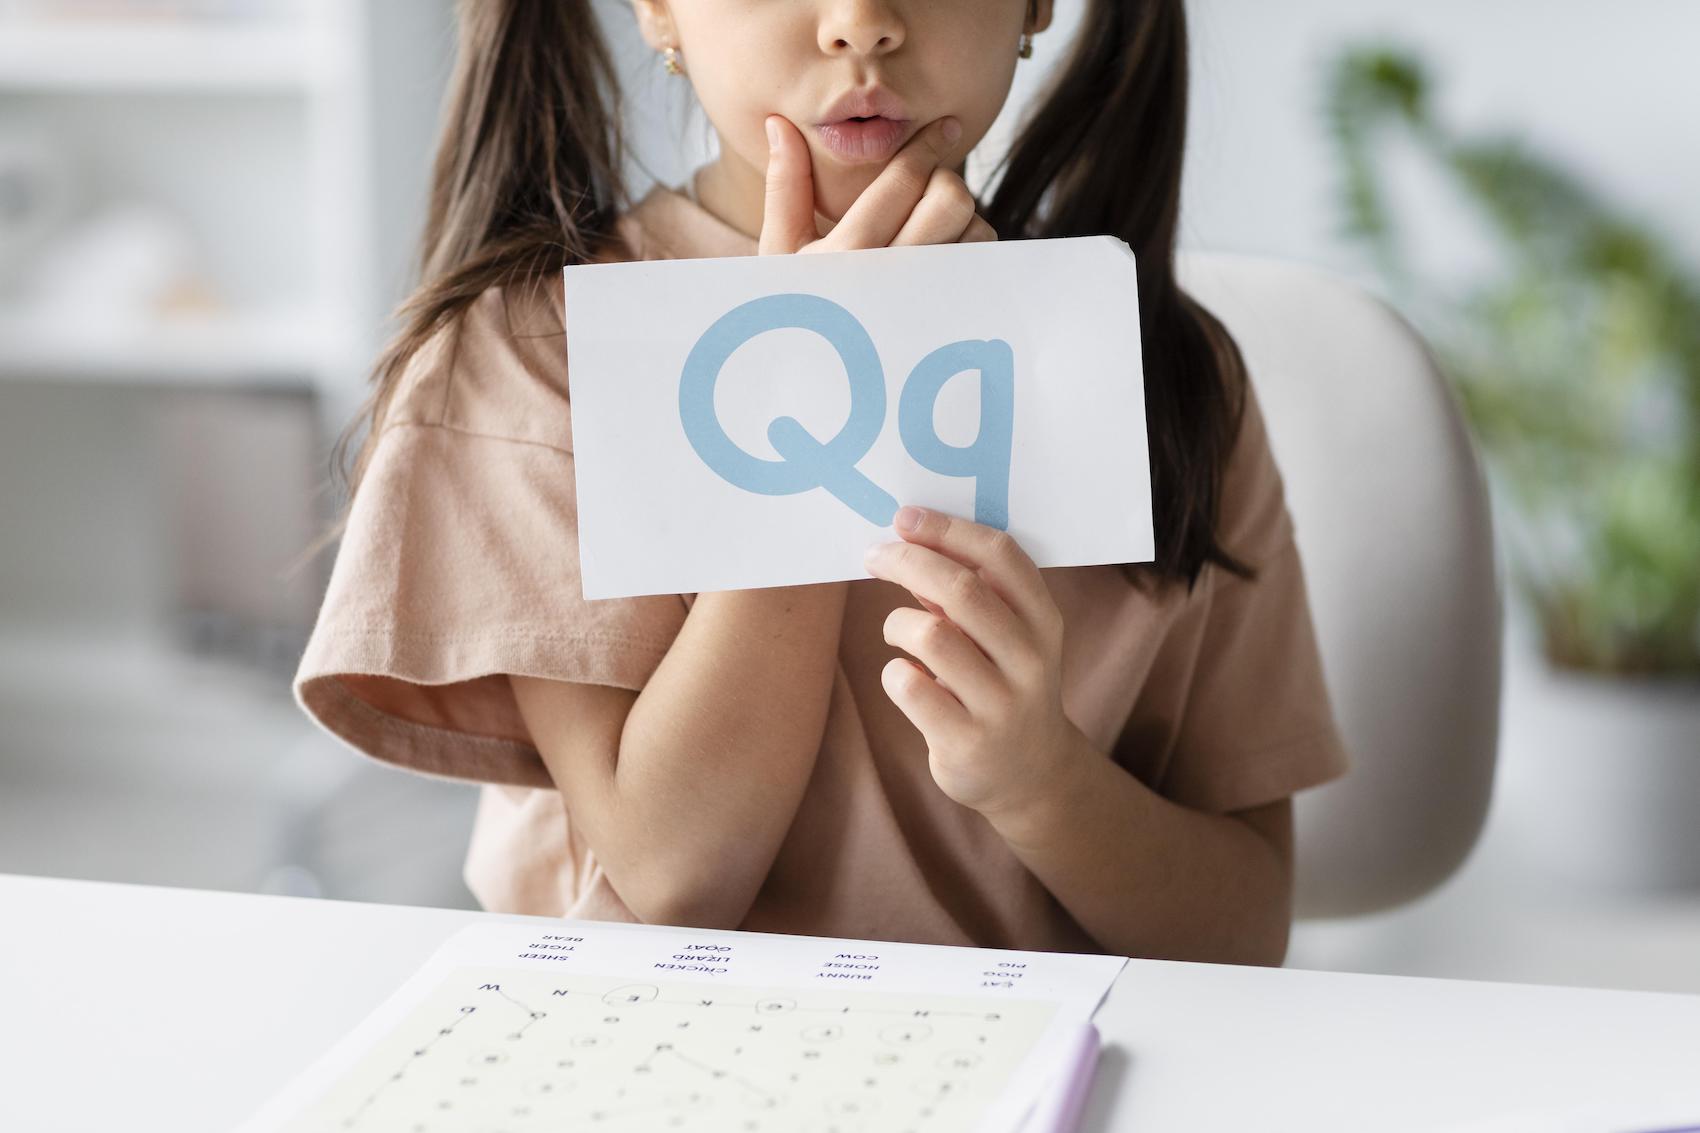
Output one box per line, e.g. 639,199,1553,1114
863,505,1079,820
760,114,999,255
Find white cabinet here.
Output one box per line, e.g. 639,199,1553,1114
0,1,474,908
0,0,452,658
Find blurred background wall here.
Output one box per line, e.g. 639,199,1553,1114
1,0,1695,992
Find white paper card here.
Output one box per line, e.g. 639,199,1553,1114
563,236,1152,600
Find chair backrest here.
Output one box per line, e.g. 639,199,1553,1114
1175,251,1504,919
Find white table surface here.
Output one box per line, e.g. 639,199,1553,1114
4,872,1699,1133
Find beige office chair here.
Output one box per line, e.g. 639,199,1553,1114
1176,251,1503,919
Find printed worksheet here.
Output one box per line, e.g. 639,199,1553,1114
239,919,1127,1133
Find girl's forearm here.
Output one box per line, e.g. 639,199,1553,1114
610,583,849,928
983,725,1294,965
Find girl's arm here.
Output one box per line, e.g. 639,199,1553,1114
511,582,848,930
865,506,1298,965
986,735,1295,965
514,114,983,929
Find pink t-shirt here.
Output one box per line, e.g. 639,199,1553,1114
292,183,1349,951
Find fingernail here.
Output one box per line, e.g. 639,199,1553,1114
942,118,962,144
864,543,884,564
894,505,924,532
765,117,780,149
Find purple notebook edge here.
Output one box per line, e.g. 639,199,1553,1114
1024,1021,1103,1133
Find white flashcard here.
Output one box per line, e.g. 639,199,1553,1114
563,236,1151,599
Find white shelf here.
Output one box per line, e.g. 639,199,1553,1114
0,306,333,388
0,19,324,93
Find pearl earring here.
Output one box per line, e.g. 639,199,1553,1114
662,45,684,75
1018,31,1034,59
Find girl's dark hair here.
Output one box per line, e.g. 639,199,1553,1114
304,0,1254,594
985,0,1254,592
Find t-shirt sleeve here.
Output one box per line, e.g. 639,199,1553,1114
1154,376,1351,815
292,289,687,790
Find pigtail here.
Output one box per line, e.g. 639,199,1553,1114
299,0,627,566
986,0,1254,593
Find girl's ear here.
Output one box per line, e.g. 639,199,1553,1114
629,0,677,52
1030,0,1055,35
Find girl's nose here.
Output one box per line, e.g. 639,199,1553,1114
818,0,906,57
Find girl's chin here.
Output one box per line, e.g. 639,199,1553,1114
811,169,883,228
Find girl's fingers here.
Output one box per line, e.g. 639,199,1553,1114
893,508,1054,639
960,214,999,243
824,115,963,249
759,114,820,255
864,540,1032,677
888,166,981,247
881,657,973,743
882,605,1003,712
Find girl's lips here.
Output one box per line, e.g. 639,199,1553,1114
813,116,911,163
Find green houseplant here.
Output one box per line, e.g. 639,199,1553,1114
1322,46,1700,891
1323,46,1700,677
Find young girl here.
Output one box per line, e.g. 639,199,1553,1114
293,0,1348,965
